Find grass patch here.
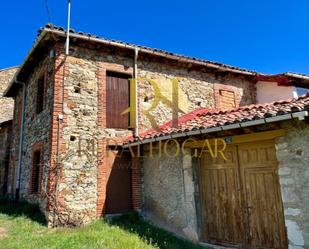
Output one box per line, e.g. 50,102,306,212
0,200,209,249
110,212,206,249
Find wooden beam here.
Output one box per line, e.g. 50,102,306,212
184,129,286,148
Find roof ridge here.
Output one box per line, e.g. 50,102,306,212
140,93,309,137
0,66,19,72
40,23,258,75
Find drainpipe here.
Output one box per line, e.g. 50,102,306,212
134,48,139,137
15,80,26,201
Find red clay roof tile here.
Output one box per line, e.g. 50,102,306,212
125,94,309,144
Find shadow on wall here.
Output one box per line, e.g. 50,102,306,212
0,198,46,225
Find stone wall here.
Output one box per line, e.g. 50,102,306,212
66,45,256,133
0,122,12,195
6,42,257,225
138,58,256,131
6,89,21,197
7,58,54,211
276,120,309,249
141,145,198,241
48,53,101,225
0,67,18,197
42,43,256,226
0,67,18,123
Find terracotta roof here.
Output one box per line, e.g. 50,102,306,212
126,94,309,144
40,24,309,84
6,23,309,97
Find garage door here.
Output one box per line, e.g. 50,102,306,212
198,140,287,248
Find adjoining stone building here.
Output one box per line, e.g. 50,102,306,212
0,67,18,195
2,24,309,248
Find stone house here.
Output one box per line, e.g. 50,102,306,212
2,24,309,248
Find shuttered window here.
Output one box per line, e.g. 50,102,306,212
36,74,45,114
30,150,42,194
219,90,236,109
106,72,130,129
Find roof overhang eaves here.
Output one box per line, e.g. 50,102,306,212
44,28,256,77
4,30,48,97
124,110,308,148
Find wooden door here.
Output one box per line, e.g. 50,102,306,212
199,140,287,248
199,145,244,245
105,150,132,214
106,72,130,129
238,141,287,249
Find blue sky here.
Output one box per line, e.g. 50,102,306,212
1,0,309,74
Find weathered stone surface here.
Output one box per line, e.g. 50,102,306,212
45,45,256,226
141,145,198,241
5,58,53,215
0,67,17,196
0,67,17,124
276,120,309,248
6,43,258,227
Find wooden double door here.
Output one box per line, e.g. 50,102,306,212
198,140,287,248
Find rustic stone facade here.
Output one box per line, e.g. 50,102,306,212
276,120,309,249
7,58,54,210
37,43,256,226
5,38,257,228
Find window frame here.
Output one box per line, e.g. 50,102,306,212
29,142,44,195
219,89,236,109
214,84,240,109
106,71,132,129
36,71,46,115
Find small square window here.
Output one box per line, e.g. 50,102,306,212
219,90,236,109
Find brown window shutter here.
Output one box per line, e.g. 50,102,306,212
219,90,236,109
106,72,130,129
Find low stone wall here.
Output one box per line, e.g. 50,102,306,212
276,120,309,249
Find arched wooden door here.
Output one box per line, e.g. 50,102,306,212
198,140,287,248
